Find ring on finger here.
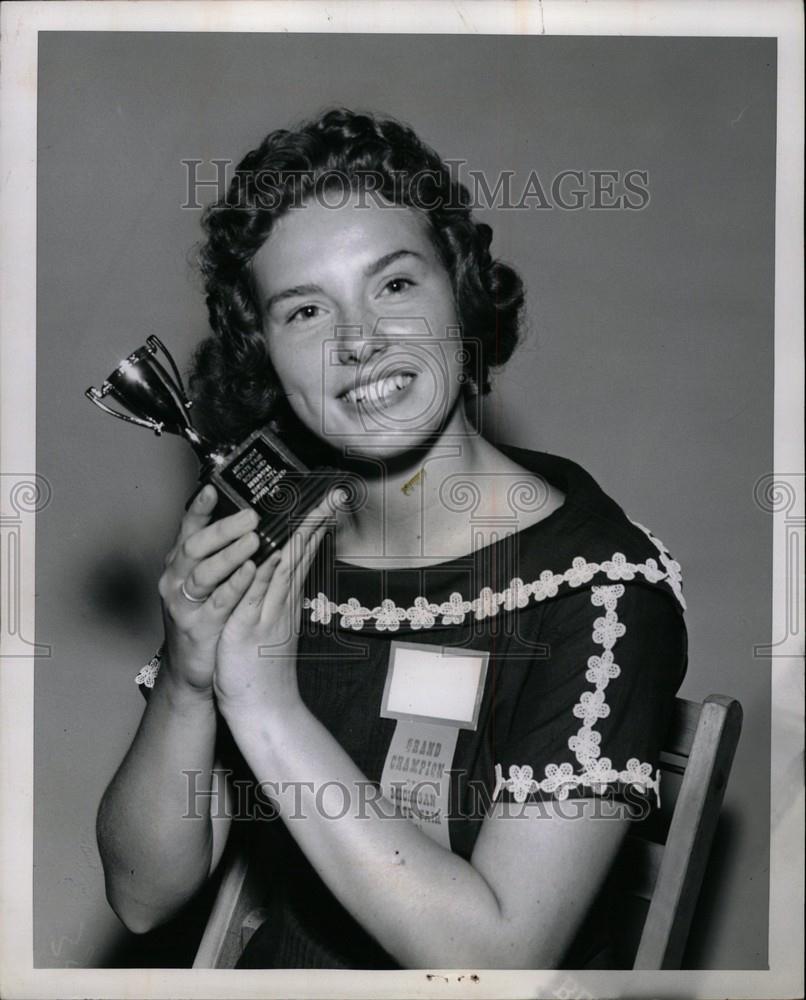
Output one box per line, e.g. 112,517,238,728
180,579,208,604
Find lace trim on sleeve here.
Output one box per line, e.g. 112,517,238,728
135,644,164,689
493,584,662,807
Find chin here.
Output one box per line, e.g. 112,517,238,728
332,427,443,462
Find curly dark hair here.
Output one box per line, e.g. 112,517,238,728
191,108,525,446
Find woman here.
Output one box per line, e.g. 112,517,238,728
96,109,687,969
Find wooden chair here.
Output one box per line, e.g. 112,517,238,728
192,693,743,970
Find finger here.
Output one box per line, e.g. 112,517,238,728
185,530,261,597
231,551,282,623
205,558,257,619
176,484,218,544
172,506,260,580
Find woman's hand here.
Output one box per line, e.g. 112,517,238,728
158,484,261,697
212,490,338,726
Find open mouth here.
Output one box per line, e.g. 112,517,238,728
340,372,417,406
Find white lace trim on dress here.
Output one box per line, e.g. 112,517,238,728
301,541,685,632
492,584,662,806
630,520,686,611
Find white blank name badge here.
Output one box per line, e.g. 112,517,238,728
380,642,489,731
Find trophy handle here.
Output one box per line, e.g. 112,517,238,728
84,385,165,434
146,335,191,408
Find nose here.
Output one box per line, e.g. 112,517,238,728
333,322,389,366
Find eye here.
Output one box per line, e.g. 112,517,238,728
382,277,415,295
287,304,322,324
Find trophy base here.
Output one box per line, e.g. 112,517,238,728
187,427,340,565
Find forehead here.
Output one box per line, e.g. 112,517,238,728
252,198,436,283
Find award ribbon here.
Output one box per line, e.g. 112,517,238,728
379,642,489,850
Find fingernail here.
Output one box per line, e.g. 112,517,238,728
197,485,214,506
236,508,258,526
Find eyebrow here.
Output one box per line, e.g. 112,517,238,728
364,248,425,278
264,249,426,314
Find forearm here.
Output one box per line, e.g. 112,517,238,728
96,667,219,932
228,699,508,969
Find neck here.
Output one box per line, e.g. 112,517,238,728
335,401,500,561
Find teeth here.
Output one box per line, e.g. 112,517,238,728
343,373,414,404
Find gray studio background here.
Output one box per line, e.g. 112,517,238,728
35,33,775,968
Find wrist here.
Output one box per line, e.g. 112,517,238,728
157,661,216,714
218,684,303,724
219,686,306,755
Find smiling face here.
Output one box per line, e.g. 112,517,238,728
251,195,470,459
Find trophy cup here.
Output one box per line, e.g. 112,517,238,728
85,336,342,563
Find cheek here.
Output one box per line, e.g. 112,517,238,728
266,336,327,411
432,284,461,338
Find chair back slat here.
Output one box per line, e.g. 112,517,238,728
192,826,269,969
633,695,743,969
662,697,702,757
192,850,251,969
